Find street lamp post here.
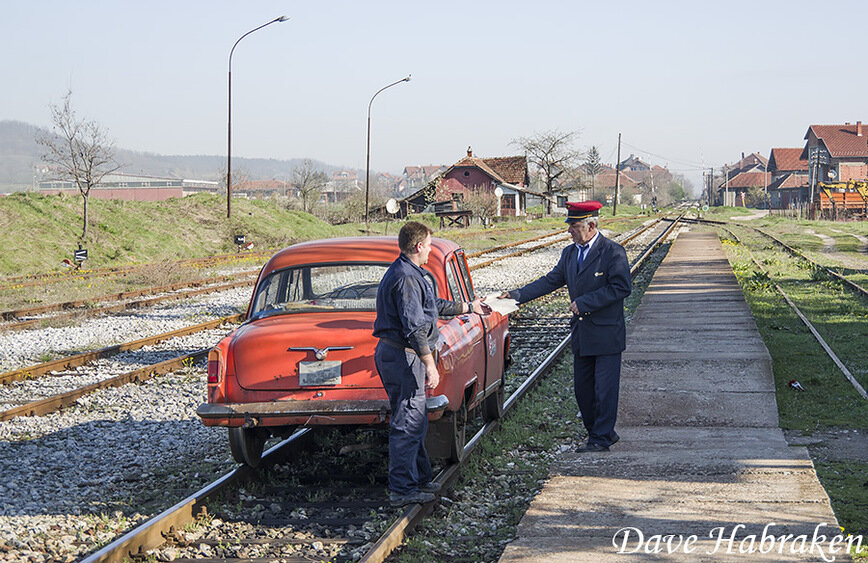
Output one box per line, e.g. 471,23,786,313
365,75,411,230
227,15,288,219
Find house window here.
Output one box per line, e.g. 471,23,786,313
464,171,470,177
557,196,567,208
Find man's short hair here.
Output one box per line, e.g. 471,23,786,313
398,221,432,254
580,216,599,229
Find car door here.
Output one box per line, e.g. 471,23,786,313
440,253,486,407
454,250,502,399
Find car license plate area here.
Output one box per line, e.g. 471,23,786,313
299,361,341,386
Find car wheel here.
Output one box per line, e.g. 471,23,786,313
482,380,504,422
426,403,466,462
228,426,269,467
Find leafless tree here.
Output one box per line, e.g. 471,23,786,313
464,186,498,223
217,166,250,196
292,159,329,213
512,129,581,214
37,91,120,239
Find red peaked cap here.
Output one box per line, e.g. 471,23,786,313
564,201,603,223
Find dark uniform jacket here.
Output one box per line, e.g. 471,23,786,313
511,234,632,356
373,253,463,356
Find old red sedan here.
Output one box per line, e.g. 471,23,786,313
197,236,510,466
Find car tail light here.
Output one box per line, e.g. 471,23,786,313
207,348,224,384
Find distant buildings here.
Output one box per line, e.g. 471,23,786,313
394,147,543,218
39,173,217,201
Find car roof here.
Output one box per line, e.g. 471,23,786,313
260,236,461,276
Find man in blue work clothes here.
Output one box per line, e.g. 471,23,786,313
374,221,486,506
501,201,631,452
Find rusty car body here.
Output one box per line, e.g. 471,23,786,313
197,236,510,466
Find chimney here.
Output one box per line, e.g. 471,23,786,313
858,121,863,137
467,146,473,157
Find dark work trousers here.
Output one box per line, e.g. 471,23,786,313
573,352,622,447
374,342,432,495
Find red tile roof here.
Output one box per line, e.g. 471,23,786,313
447,154,529,186
767,172,809,191
482,156,528,186
805,123,868,158
720,170,769,189
769,148,808,172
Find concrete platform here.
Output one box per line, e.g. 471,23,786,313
499,231,846,562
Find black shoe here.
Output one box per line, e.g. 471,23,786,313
389,490,436,507
419,481,441,494
610,433,620,446
576,442,610,453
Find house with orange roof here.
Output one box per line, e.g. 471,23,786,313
803,121,868,188
766,148,809,209
395,147,541,218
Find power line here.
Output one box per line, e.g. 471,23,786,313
620,141,706,168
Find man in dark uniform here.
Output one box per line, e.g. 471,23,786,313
501,201,631,452
374,221,486,505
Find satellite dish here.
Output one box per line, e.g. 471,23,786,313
827,170,837,180
386,198,399,214
494,187,503,198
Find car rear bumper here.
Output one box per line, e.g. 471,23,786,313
196,395,450,427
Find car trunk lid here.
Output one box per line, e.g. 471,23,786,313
231,312,380,392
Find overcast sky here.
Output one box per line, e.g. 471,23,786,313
3,1,866,192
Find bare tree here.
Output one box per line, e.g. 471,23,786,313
292,160,329,213
464,186,498,223
512,129,581,214
37,91,120,239
583,146,603,200
217,166,250,197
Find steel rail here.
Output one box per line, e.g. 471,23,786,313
0,314,244,385
1,270,258,322
0,249,273,291
469,235,572,271
79,430,312,563
718,225,867,401
465,230,568,259
690,218,867,297
750,225,868,298
1,278,255,333
1,349,203,421
360,217,681,562
73,226,677,563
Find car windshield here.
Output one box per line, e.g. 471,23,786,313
250,263,389,318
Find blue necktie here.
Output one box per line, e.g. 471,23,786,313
577,244,588,271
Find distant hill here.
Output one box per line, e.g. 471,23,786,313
0,120,359,190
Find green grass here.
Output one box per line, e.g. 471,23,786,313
719,227,868,550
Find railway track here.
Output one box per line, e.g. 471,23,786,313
716,223,867,401
682,217,867,297
0,274,257,332
77,217,683,563
0,249,274,292
0,220,679,424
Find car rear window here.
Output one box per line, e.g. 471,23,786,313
250,263,389,318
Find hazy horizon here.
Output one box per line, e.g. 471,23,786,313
3,1,866,192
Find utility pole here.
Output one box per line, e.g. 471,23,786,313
613,132,621,215
709,167,713,206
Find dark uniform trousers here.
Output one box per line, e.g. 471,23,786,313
374,342,432,495
574,352,621,447
511,234,631,449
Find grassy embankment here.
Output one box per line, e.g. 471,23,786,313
719,223,867,558
0,193,648,311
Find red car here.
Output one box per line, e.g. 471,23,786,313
197,236,510,466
